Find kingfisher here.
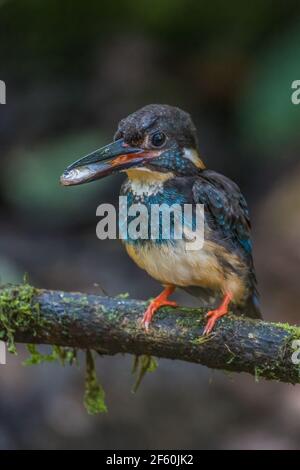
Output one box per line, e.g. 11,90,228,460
60,104,261,335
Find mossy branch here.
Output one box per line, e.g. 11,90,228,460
1,284,300,384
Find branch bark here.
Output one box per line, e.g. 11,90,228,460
1,285,300,384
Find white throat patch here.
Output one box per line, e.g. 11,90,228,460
125,168,173,197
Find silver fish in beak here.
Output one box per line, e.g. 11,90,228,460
60,138,159,186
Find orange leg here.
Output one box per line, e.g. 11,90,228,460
203,292,233,335
142,286,177,330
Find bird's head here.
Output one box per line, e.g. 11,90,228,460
60,104,205,186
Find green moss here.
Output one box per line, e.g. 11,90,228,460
99,305,108,314
78,296,89,307
0,284,107,414
254,366,261,383
116,292,130,299
84,350,107,414
176,314,201,329
224,344,236,365
0,283,41,354
25,344,107,414
273,321,300,338
190,336,211,346
131,355,158,393
254,363,279,382
106,310,122,322
24,344,78,366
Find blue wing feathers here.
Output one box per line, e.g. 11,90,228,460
192,170,261,318
192,170,252,256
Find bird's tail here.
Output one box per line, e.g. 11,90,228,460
244,292,262,319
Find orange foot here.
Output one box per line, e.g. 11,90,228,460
203,292,233,335
142,286,177,330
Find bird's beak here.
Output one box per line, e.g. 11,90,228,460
60,138,159,186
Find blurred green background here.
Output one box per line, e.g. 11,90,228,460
1,0,300,450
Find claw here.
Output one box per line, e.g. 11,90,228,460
141,286,177,330
203,314,221,335
203,292,233,335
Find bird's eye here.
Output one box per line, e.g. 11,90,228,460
151,131,166,147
